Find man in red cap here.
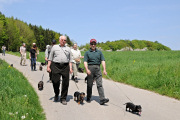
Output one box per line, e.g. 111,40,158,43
84,39,109,105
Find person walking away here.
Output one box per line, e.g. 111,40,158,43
71,43,84,83
2,45,6,56
47,36,73,105
20,43,26,66
84,39,109,105
45,39,56,82
29,45,37,71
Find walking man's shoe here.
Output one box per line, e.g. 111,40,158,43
54,96,59,102
100,98,109,105
61,100,67,105
86,98,91,103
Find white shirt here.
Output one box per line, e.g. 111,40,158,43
48,44,73,63
71,48,81,63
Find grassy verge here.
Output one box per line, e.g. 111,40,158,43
0,59,45,120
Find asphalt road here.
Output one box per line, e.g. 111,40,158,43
1,54,180,120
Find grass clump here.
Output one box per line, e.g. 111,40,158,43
0,59,45,120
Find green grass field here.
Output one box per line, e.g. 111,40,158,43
6,50,180,100
104,51,180,99
0,59,45,120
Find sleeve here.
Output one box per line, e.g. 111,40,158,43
69,48,73,62
45,48,48,58
84,51,88,62
48,46,54,61
100,51,105,61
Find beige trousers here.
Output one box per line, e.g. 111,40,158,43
20,54,26,65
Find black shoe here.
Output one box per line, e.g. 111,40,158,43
54,96,59,101
71,75,74,80
74,77,78,83
86,98,91,103
100,98,109,105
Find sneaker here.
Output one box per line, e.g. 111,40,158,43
61,100,67,105
100,98,109,105
86,98,91,103
54,96,59,102
74,77,78,83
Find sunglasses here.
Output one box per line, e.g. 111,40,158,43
90,43,96,45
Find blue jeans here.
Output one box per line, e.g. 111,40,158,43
31,58,36,70
2,50,5,56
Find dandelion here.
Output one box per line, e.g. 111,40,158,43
133,60,135,64
21,115,26,119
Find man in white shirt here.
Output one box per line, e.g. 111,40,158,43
20,43,26,66
71,43,84,82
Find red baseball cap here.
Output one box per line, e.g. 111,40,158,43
90,39,97,43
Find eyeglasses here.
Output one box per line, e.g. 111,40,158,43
90,43,96,45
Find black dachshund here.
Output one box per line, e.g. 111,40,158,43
124,102,142,115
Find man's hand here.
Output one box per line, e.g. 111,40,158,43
47,66,51,73
103,70,107,75
86,69,91,75
70,68,73,74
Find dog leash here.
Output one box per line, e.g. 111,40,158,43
106,75,133,103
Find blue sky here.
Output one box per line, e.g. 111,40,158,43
0,0,180,50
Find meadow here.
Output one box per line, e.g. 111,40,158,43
0,59,45,120
6,51,180,100
80,51,180,100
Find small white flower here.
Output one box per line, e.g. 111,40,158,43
9,112,13,115
21,115,26,119
24,95,27,97
26,113,28,115
16,112,18,114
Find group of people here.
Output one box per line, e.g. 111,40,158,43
2,35,109,106
46,36,109,105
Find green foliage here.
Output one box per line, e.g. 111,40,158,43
0,12,73,52
80,39,171,51
0,59,45,120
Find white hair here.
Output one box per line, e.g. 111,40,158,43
46,45,49,49
59,35,67,40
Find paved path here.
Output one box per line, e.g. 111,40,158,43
1,54,180,120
